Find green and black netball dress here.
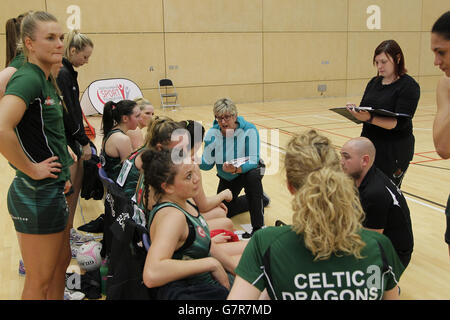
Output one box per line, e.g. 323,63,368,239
5,62,73,234
101,128,124,181
148,201,216,285
117,146,145,198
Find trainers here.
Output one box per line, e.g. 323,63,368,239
18,259,26,276
241,227,263,239
77,214,105,233
262,192,270,207
70,228,94,245
64,288,85,300
241,232,252,239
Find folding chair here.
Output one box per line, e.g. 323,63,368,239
158,78,180,110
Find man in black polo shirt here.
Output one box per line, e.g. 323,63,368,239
340,137,414,268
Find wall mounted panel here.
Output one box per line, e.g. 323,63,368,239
77,34,165,91
347,32,421,79
47,0,163,33
348,0,422,32
0,0,45,34
264,80,346,101
174,84,263,108
263,0,347,32
165,33,262,87
264,32,347,83
421,0,450,32
164,0,262,32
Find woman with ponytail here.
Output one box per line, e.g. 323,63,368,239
0,11,72,299
0,12,29,97
100,99,141,181
228,130,405,300
141,148,234,299
120,117,234,232
56,29,94,241
118,116,184,200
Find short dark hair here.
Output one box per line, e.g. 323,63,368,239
373,40,407,77
432,11,450,40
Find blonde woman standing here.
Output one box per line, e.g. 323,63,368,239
0,12,73,299
228,130,405,300
56,29,94,244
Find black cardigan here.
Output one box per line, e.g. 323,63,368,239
57,57,90,151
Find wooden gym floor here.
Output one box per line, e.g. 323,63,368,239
0,91,448,299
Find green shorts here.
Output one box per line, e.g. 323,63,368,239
7,176,68,234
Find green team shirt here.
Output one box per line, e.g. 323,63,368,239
101,128,124,182
8,52,26,69
235,225,405,300
5,62,72,183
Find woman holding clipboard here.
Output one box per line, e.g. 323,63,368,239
347,40,420,187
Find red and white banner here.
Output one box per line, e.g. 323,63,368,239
80,78,143,115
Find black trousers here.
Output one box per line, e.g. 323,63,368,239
217,166,265,231
366,135,414,188
397,251,412,269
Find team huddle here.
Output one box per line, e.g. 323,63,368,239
0,10,448,300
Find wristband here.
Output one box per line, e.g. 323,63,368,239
233,167,238,174
367,113,374,123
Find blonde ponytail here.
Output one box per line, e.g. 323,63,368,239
285,130,366,261
64,29,93,59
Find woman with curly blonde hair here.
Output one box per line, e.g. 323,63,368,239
228,130,405,300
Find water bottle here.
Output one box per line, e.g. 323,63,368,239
100,257,109,295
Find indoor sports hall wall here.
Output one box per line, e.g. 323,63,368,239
1,0,449,107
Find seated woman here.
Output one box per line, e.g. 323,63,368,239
141,148,232,299
117,116,181,199
228,130,406,300
121,117,234,231
183,120,234,230
126,97,155,149
100,100,141,181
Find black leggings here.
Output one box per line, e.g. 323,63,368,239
217,166,265,231
370,136,414,188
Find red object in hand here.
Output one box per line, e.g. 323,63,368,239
210,229,239,242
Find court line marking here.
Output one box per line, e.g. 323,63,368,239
254,108,447,213
405,196,445,213
252,111,446,163
253,112,354,140
261,142,446,214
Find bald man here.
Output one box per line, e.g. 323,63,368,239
341,137,414,268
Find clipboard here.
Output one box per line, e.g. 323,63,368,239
226,156,249,168
329,106,411,124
